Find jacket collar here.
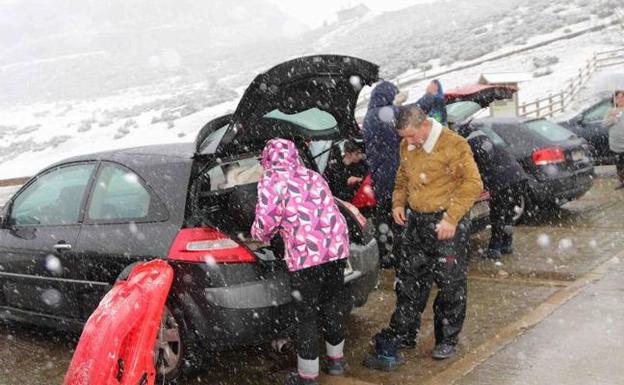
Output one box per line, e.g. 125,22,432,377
423,118,443,154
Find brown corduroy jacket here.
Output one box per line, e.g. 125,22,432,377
392,127,483,226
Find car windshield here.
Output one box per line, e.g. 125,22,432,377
447,101,482,123
525,119,575,142
264,108,338,131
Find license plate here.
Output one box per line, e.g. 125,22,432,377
571,150,585,162
470,200,489,220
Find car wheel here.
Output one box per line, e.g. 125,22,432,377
155,306,204,384
154,307,183,381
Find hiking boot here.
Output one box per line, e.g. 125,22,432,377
615,183,624,190
431,343,457,360
283,373,319,385
362,352,404,372
323,357,349,376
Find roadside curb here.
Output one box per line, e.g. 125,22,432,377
421,249,622,385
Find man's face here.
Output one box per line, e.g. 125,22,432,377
616,92,624,107
426,81,438,95
398,121,430,146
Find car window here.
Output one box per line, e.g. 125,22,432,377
9,164,95,226
525,120,575,142
87,164,164,222
309,140,335,174
447,101,481,123
207,156,264,191
479,126,507,147
583,100,611,123
264,108,338,131
201,124,229,154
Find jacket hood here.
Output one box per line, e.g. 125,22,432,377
260,138,302,170
367,81,399,109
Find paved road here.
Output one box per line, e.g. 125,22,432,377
456,259,624,385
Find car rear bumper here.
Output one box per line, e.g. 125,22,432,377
530,169,594,204
178,238,379,351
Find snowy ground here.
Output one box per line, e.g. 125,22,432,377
0,11,622,180
380,25,624,113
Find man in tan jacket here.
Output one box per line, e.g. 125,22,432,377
364,105,483,371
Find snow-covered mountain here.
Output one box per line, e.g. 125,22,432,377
0,0,622,180
0,0,308,105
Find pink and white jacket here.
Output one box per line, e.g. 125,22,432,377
251,139,349,272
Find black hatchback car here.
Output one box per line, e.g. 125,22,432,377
468,117,594,219
0,56,380,382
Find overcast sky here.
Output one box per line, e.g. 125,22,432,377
268,0,439,28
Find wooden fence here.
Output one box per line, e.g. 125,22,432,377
518,48,624,118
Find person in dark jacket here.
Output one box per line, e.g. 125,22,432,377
362,81,405,268
416,79,447,126
324,140,368,201
456,123,528,259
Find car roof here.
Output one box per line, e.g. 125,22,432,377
52,142,195,165
473,116,537,125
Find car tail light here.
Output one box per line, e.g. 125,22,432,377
532,147,565,166
168,227,255,263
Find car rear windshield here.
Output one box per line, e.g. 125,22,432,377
264,108,338,131
446,101,481,123
525,120,575,142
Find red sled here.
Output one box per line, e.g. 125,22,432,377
63,260,173,385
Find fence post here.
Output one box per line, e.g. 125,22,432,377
560,91,565,113
536,99,540,118
549,95,554,117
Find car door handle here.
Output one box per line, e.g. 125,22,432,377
53,243,72,251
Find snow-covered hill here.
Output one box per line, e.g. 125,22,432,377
0,0,622,179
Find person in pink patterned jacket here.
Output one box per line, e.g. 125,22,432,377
251,138,350,385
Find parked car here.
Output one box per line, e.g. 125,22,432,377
0,55,380,382
558,97,613,164
466,117,594,220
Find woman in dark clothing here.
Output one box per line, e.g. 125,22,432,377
456,123,528,259
362,81,404,268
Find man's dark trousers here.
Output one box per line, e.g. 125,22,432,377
488,181,525,251
375,210,470,353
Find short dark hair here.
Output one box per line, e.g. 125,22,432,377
396,104,427,130
344,139,363,154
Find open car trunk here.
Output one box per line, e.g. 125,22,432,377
195,55,379,157
187,154,368,258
